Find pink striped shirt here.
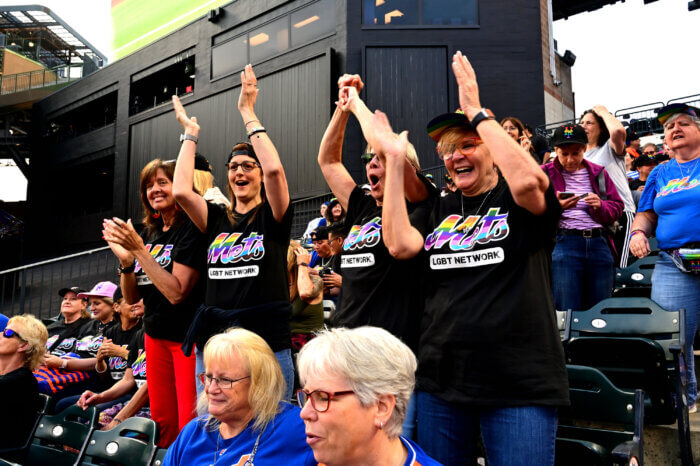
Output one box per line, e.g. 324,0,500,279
559,168,602,230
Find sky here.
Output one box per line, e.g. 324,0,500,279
0,0,697,201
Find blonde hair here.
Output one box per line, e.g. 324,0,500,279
365,143,421,172
8,315,48,371
297,326,417,439
198,328,284,433
193,169,214,196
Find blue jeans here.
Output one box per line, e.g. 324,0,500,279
402,392,417,440
651,251,700,405
551,234,614,311
416,391,558,466
196,346,294,402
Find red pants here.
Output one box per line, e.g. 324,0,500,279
145,334,196,447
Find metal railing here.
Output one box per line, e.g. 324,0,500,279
0,68,78,95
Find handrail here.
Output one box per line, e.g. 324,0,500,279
0,246,110,275
0,67,79,96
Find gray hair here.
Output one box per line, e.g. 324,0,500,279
297,326,417,439
663,112,700,132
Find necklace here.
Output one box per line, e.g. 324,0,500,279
321,256,331,268
213,429,262,465
676,157,700,180
458,184,496,231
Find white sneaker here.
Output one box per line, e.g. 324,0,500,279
689,404,697,414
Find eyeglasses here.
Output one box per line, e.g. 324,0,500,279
2,328,25,341
199,373,250,389
361,152,376,164
226,161,260,173
296,389,355,412
642,151,657,156
437,138,483,161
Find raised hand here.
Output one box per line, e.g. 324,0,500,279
294,246,311,266
451,51,482,119
591,105,610,116
172,95,199,135
103,218,145,253
338,86,360,113
238,64,259,116
367,110,409,164
337,74,363,92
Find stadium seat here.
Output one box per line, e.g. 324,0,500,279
79,417,158,466
613,255,658,297
24,404,96,466
556,310,568,340
555,365,643,466
564,297,693,465
150,447,168,465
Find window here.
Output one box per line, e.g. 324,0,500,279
249,17,289,63
362,0,477,26
291,0,336,47
212,35,247,79
129,56,195,116
45,91,117,143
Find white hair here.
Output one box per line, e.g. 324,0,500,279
297,326,417,439
664,112,700,132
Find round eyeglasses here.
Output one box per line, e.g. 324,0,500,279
437,138,483,161
296,389,355,412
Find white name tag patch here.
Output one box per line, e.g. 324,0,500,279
342,253,375,268
209,266,259,279
430,247,504,270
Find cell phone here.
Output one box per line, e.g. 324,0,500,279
560,192,576,199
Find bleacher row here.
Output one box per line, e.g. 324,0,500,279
0,241,693,466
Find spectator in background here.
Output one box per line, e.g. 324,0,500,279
77,281,118,338
581,106,636,268
192,153,230,207
629,154,658,192
630,103,700,413
321,222,347,301
309,226,333,269
287,241,323,354
325,197,346,225
501,116,539,162
542,125,623,312
442,174,456,196
45,286,90,339
525,123,551,163
641,142,658,158
0,314,47,450
302,202,328,245
0,313,8,332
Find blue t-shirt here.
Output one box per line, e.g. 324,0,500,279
401,436,442,465
638,159,700,249
163,402,315,466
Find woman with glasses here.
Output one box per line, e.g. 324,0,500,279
501,116,539,162
297,326,439,465
580,106,636,267
102,157,204,447
171,64,295,402
164,328,314,465
379,51,568,465
0,314,48,450
319,74,429,439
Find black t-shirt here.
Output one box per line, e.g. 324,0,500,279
127,328,147,388
330,186,423,350
136,217,205,342
204,202,293,308
629,179,645,191
0,367,39,449
46,316,92,357
409,178,569,407
103,320,143,382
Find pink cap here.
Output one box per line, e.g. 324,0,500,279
78,281,118,299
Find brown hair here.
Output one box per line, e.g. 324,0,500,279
226,143,265,226
500,116,525,139
287,240,300,301
139,159,184,236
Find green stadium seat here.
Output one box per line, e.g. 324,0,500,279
80,417,158,466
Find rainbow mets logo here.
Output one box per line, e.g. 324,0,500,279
344,217,382,251
564,127,574,138
207,232,265,264
656,176,699,197
425,208,510,252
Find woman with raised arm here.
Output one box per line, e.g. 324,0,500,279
172,64,295,401
630,103,700,413
378,51,568,465
102,158,204,447
319,74,429,438
581,105,636,267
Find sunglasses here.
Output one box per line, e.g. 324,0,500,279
642,151,657,156
437,138,483,161
2,328,25,341
360,153,376,164
226,161,260,173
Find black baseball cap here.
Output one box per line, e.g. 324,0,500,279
58,286,87,299
551,124,587,147
633,154,658,169
310,226,330,241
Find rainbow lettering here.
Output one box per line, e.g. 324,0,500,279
424,208,510,252
207,232,265,264
344,217,382,251
131,349,147,378
656,176,699,197
135,243,173,273
564,126,574,138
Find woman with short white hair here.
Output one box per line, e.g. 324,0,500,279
297,326,439,465
164,328,314,465
630,103,700,413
